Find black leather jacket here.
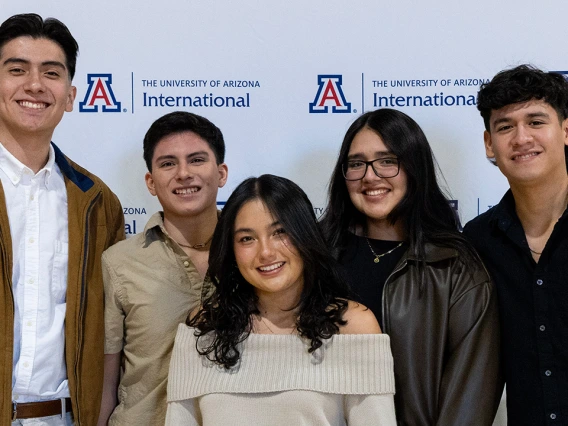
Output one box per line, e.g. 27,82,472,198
382,243,503,425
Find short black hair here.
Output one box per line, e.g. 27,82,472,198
143,111,225,171
477,64,568,132
0,13,79,80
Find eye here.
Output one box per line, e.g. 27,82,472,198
530,120,544,126
190,157,206,164
8,67,25,75
45,71,61,78
347,160,365,169
496,125,512,132
159,160,175,168
273,228,286,236
237,235,254,244
378,157,398,166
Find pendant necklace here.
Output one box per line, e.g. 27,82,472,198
365,238,404,264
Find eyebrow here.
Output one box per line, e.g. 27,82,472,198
347,151,393,160
2,57,67,70
234,220,280,235
491,111,551,128
154,151,210,163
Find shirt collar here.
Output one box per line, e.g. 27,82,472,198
0,142,57,187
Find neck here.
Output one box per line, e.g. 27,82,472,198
163,204,218,247
364,218,405,241
256,286,301,322
510,174,568,236
0,132,51,173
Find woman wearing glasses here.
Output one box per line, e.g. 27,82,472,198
320,108,502,425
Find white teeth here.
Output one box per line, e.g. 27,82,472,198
365,189,389,196
174,187,199,194
259,262,284,272
514,152,538,161
19,101,47,109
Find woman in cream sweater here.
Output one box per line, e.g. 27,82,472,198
166,174,396,426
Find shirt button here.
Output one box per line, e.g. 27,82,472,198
545,370,552,376
536,279,543,286
28,278,34,284
29,238,34,244
26,321,32,327
539,325,546,331
30,195,34,201
551,413,557,420
23,362,29,368
183,261,190,267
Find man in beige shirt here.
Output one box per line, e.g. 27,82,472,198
97,111,228,425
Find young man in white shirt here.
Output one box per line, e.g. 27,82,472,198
97,111,228,426
0,13,124,425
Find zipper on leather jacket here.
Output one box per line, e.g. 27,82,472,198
73,191,101,424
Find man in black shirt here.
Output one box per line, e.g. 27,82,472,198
464,65,568,426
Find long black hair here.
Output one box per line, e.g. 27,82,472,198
189,174,350,369
320,108,477,265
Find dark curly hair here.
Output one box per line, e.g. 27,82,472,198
320,108,479,269
188,174,350,369
477,64,568,169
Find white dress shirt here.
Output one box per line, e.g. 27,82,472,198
0,142,69,403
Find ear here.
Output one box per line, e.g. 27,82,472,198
65,85,77,113
562,117,568,147
145,171,157,196
484,130,495,159
217,163,228,188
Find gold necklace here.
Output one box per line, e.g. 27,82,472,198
173,234,213,249
365,239,403,263
256,315,295,334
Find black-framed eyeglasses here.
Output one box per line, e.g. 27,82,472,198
342,157,400,181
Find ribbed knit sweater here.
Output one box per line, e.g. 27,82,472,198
166,324,397,425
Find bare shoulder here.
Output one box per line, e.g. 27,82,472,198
339,300,382,334
188,306,201,322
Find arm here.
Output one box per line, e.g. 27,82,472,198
97,251,126,425
97,353,121,426
107,191,125,247
165,399,200,426
437,264,503,426
344,394,396,426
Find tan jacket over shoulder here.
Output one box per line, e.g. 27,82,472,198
0,143,125,426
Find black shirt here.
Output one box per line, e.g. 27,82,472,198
464,190,568,426
339,233,406,329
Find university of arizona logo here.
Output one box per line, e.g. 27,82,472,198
309,75,351,113
79,74,121,112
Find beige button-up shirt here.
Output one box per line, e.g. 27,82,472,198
103,212,212,426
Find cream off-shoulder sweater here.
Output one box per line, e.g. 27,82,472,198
166,324,396,426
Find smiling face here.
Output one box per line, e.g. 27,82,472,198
145,131,228,220
233,199,304,306
0,36,76,143
484,99,568,185
345,127,408,234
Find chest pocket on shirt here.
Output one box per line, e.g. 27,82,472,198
52,240,68,303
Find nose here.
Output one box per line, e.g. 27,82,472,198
176,163,193,180
512,124,533,147
258,237,276,262
23,69,46,93
362,162,381,182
